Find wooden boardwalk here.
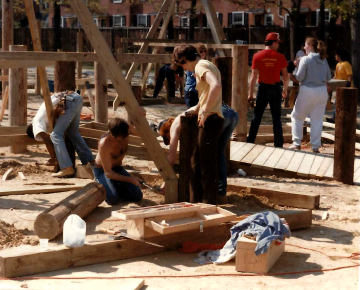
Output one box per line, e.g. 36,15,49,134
230,142,360,184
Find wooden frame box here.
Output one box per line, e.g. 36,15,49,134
235,236,285,274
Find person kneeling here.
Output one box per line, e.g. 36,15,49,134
92,118,143,205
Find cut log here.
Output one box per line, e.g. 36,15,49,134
34,182,106,240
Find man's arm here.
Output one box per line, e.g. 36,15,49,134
248,69,258,101
167,116,181,166
37,132,57,165
281,67,289,99
99,139,140,186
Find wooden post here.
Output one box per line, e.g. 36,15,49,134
35,20,41,95
232,45,248,141
131,85,142,105
76,30,84,90
333,87,358,184
179,115,198,202
1,0,13,97
54,51,76,92
34,182,106,240
94,62,108,123
9,45,27,153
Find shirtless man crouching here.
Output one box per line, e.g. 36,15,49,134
92,117,143,205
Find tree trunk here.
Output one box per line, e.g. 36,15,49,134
289,0,302,60
189,0,197,40
53,0,62,51
318,0,326,40
351,8,360,101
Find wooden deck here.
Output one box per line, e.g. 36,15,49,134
230,142,360,184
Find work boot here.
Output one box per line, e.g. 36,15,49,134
51,166,75,178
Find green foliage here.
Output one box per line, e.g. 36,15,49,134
326,0,360,20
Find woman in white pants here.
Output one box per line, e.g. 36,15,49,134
290,37,331,153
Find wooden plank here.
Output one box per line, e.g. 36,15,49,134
262,148,285,171
18,172,27,180
315,156,333,178
274,150,295,171
230,141,246,159
0,51,173,64
0,134,42,147
248,124,292,134
2,168,13,181
69,0,178,203
308,155,325,179
251,146,276,169
285,151,305,173
0,75,9,81
0,125,27,135
0,86,9,121
324,161,334,178
24,0,53,131
255,134,293,144
232,143,256,162
129,42,262,50
0,60,54,69
240,144,266,164
297,153,316,177
0,184,89,196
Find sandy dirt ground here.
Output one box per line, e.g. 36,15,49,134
0,79,359,289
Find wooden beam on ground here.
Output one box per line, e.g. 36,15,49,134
0,209,309,278
70,0,178,203
140,0,176,97
123,0,174,87
0,134,43,147
0,51,173,64
24,0,53,131
0,184,90,196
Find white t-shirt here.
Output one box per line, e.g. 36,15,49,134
32,95,59,141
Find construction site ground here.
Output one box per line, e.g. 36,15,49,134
0,72,359,289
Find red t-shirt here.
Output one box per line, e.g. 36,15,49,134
251,49,287,84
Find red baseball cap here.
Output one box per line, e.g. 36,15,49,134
265,32,282,42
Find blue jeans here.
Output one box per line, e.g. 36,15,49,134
50,93,94,169
92,166,143,205
218,105,239,196
184,90,199,108
247,83,284,147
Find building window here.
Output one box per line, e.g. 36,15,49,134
113,15,126,27
316,9,331,26
181,17,189,27
113,0,123,3
137,14,148,27
265,14,274,26
232,12,244,25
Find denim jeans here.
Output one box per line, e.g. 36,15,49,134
191,114,224,205
247,83,284,147
92,166,143,205
50,93,94,169
184,90,199,108
218,105,239,196
153,65,175,101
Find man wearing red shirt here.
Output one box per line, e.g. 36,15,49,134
247,32,289,147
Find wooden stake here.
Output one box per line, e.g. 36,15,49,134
24,0,54,131
333,87,358,184
69,0,178,203
94,63,108,123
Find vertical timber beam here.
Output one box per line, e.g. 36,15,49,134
69,0,178,203
9,45,27,153
95,62,108,123
232,45,248,141
77,30,84,90
1,0,13,96
24,0,54,131
35,20,41,95
202,0,227,57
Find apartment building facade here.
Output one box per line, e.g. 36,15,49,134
47,0,338,29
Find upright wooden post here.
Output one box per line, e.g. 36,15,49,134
179,115,198,202
94,62,108,123
77,30,83,89
333,87,358,184
24,0,54,131
2,0,13,96
232,45,248,141
35,20,41,95
9,45,27,153
54,54,76,92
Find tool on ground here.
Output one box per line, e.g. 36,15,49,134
99,228,121,235
110,231,165,248
139,180,155,191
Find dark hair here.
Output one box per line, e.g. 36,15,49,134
26,123,35,139
194,43,207,54
172,45,199,64
336,48,350,62
265,40,276,46
108,118,129,138
306,37,327,60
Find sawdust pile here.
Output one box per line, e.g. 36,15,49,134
0,221,25,250
0,160,47,176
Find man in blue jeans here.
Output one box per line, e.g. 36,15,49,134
92,117,143,205
50,91,95,177
158,104,239,202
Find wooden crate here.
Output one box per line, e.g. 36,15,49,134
235,236,285,274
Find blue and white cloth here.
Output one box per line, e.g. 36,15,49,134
196,211,291,264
